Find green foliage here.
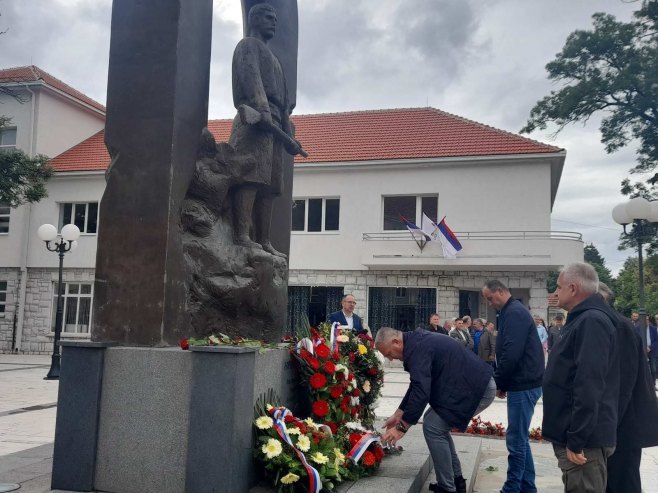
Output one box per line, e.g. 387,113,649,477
0,117,53,206
546,270,558,293
614,254,658,316
584,243,616,289
521,2,658,181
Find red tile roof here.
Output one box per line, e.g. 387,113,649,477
49,107,561,172
0,65,105,113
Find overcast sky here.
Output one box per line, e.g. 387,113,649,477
0,0,644,274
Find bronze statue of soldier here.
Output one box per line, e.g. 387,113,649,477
229,3,306,257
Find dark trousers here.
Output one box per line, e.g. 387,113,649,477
606,448,641,493
553,445,615,493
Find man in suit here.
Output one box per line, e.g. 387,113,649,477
650,315,658,389
328,294,366,333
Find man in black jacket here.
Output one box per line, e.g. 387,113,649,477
377,327,495,493
598,283,658,493
543,263,620,492
481,280,544,493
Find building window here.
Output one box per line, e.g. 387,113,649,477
368,287,436,334
51,282,93,334
287,285,344,334
0,203,9,233
59,202,99,234
0,127,17,151
291,198,340,232
382,195,438,230
0,281,7,313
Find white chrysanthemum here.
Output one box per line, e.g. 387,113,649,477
304,418,318,429
335,364,349,375
311,452,329,464
336,334,349,343
350,396,360,406
255,416,273,430
363,380,371,393
262,438,283,459
345,421,366,431
296,435,311,452
286,427,301,435
280,472,300,484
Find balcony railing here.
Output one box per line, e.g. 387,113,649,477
362,230,582,241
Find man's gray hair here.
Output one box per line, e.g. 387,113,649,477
374,327,401,346
560,262,599,294
598,281,615,305
483,279,509,292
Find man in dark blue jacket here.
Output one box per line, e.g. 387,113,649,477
543,263,620,492
377,327,495,493
327,294,366,333
481,280,544,493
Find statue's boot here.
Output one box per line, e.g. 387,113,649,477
256,195,287,258
234,186,262,249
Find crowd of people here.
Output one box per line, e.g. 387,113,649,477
372,262,658,493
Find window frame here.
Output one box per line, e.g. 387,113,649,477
0,203,10,234
382,194,438,231
0,280,7,315
291,197,340,233
59,202,99,234
0,127,17,151
50,282,94,334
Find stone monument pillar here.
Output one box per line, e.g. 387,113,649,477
91,0,213,346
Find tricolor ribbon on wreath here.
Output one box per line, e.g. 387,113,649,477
329,321,341,353
269,406,322,493
347,432,381,464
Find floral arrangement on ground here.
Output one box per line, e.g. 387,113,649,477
453,416,543,441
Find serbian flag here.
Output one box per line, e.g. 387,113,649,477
422,213,462,259
401,216,430,244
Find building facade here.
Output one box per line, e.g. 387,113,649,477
0,69,582,352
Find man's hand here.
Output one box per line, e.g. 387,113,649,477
381,427,404,447
496,390,507,399
382,409,403,430
566,448,587,465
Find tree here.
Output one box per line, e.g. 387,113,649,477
584,243,616,288
614,254,658,316
521,1,658,181
0,117,53,206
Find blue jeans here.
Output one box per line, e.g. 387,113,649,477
501,387,541,493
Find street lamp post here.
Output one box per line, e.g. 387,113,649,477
37,223,80,380
612,197,658,351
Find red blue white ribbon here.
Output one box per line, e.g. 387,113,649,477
329,321,341,353
346,431,380,463
269,407,322,493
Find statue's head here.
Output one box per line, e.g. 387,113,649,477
248,3,277,41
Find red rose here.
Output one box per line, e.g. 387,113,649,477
332,350,340,361
180,339,189,350
324,421,337,434
373,445,385,461
369,367,378,376
349,352,356,362
348,373,354,381
362,451,376,466
284,415,295,423
350,407,358,416
352,388,360,397
349,433,362,447
312,400,330,417
315,344,330,359
330,384,343,399
310,373,327,390
295,422,308,434
307,357,321,370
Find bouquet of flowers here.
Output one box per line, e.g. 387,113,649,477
316,322,385,428
253,403,350,492
338,422,386,479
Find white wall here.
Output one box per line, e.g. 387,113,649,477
289,156,557,271
0,91,35,154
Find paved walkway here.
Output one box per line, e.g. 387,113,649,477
1,354,657,492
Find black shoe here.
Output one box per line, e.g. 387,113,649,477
428,482,456,493
454,475,467,493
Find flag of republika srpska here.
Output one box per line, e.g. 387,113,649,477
421,213,462,259
401,217,430,244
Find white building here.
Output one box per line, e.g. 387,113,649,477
0,68,582,353
0,66,105,353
